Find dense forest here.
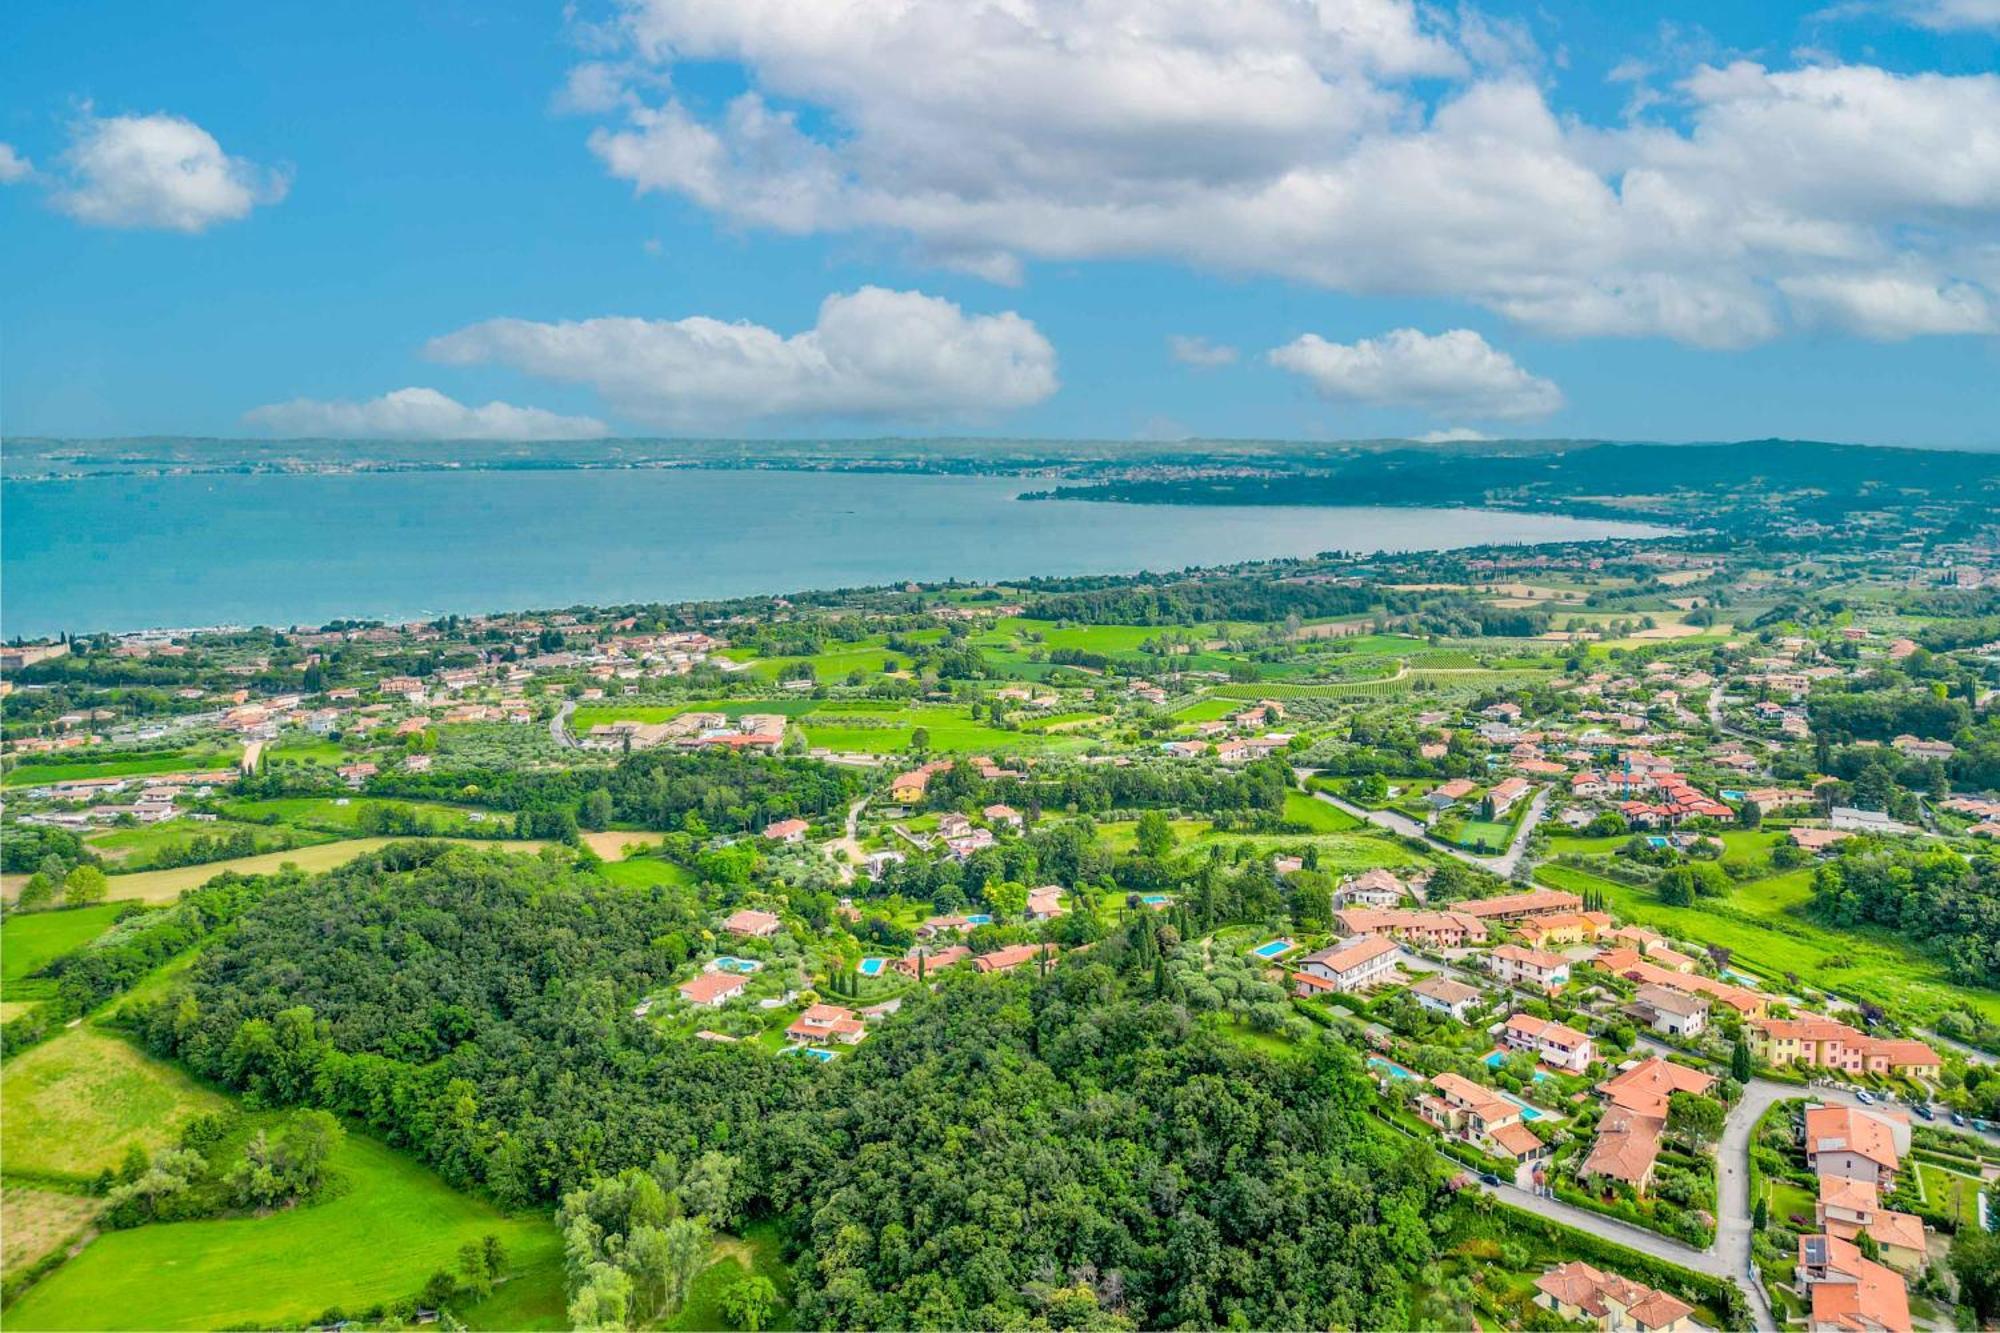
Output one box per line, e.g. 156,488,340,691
127,845,1478,1327
1811,848,2000,986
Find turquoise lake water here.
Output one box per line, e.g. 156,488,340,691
2,468,1668,636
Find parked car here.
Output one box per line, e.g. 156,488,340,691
1856,1090,1876,1104
1480,1172,1503,1187
1911,1103,1935,1120
1951,1112,1968,1127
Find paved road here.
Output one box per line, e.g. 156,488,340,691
1303,781,1548,877
1716,1079,1790,1333
550,700,578,749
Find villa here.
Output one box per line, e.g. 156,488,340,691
1488,944,1571,995
721,908,783,938
787,1003,868,1045
1534,1262,1696,1333
1502,1013,1595,1073
1293,936,1402,995
678,972,748,1008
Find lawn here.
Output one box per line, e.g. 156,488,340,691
2,1027,230,1181
1918,1162,1982,1231
1,904,128,998
88,819,330,865
6,1132,564,1331
2,751,241,787
1284,790,1363,832
596,857,696,890
223,795,509,836
570,699,821,732
800,707,1093,755
1451,818,1515,853
1534,863,2000,1027
96,837,549,904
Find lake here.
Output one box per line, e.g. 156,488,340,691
2,469,1669,635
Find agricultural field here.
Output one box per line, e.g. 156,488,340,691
1283,789,1364,832
1,904,128,997
6,1132,564,1332
800,705,1097,755
90,837,549,905
3,749,241,787
223,794,511,837
2,1028,230,1181
2,1185,99,1278
87,818,331,866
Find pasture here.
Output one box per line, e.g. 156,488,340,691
2,1028,230,1181
2,1185,99,1276
6,1133,564,1331
1,905,128,997
2,750,241,788
93,837,548,905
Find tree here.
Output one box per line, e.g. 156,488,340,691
661,1216,710,1316
1731,1036,1753,1083
1135,810,1176,859
1666,1091,1724,1148
910,726,931,752
721,1274,778,1332
64,864,110,906
458,1240,494,1299
1952,1231,2000,1322
16,871,56,910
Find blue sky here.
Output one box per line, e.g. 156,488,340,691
3,0,1997,447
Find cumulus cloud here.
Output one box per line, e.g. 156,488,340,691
426,287,1059,428
1416,426,1492,442
567,0,2000,347
1891,0,2000,29
1168,335,1238,368
50,112,287,232
0,143,32,185
1781,269,1997,339
243,387,607,440
1267,328,1562,419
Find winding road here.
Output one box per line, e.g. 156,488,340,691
1300,777,1549,878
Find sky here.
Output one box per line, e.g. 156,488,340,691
3,0,1998,448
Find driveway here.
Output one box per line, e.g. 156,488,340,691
550,699,578,748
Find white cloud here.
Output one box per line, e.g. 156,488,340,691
0,143,33,185
1891,0,2000,30
569,1,2000,347
1781,270,1997,339
1416,426,1492,442
51,112,287,232
1168,335,1238,368
1267,327,1563,419
243,387,607,440
426,286,1059,428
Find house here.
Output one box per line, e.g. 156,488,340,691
1790,827,1854,854
973,943,1050,974
1334,867,1408,909
1597,1057,1718,1121
1533,1262,1696,1333
1591,948,1768,1017
1417,1072,1521,1143
1748,1017,1940,1079
721,908,783,938
1629,984,1710,1038
787,1003,868,1045
894,944,970,976
1805,1105,1904,1187
1293,936,1401,995
1580,1108,1669,1192
1459,888,1583,921
1815,1177,1926,1274
1026,886,1067,920
1430,778,1478,805
1488,944,1570,995
678,972,748,1008
1334,908,1487,950
1486,776,1532,817
1409,975,1483,1022
1797,1235,1912,1333
1503,1012,1595,1073
763,818,810,844
983,803,1023,829
1516,910,1611,949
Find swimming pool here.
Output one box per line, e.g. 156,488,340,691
1368,1056,1420,1082
965,913,993,925
1141,894,1172,906
713,956,762,974
1499,1091,1549,1121
1482,1049,1549,1081
1646,835,1670,848
857,957,887,977
1721,790,1745,801
782,1045,835,1063
1252,938,1295,959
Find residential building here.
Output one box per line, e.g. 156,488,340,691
1629,984,1710,1038
1459,888,1584,921
1409,975,1483,1022
678,972,748,1008
1293,936,1402,995
973,943,1049,974
721,908,783,938
1815,1177,1926,1274
1334,907,1488,949
1503,1013,1595,1073
1805,1105,1903,1187
1797,1235,1912,1333
1025,886,1067,920
787,1003,868,1045
1748,1017,1940,1079
763,817,810,843
1489,944,1571,995
1533,1262,1696,1333
1334,867,1408,909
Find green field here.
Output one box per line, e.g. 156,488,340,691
801,706,1092,755
596,857,697,890
88,819,330,865
1,904,129,998
3,751,241,787
1534,862,2000,1027
1285,790,1364,832
2,1027,230,1180
570,699,821,732
225,795,509,836
7,1133,564,1331
665,1220,797,1332
91,837,549,905
1917,1162,1982,1231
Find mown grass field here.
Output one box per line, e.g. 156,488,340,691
1,905,128,997
88,819,330,865
1284,790,1364,832
2,1027,230,1181
801,706,1096,755
1534,862,2000,1027
2,750,241,787
93,837,548,904
6,1132,564,1331
2,1185,99,1276
595,857,696,889
224,795,508,836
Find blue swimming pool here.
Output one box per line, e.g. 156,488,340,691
1721,789,1745,801
1499,1091,1547,1121
1646,835,1670,848
713,956,761,974
1368,1056,1420,1082
965,913,993,925
783,1045,835,1063
1142,894,1171,906
1252,938,1295,959
857,957,887,977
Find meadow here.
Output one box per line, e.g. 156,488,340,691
90,837,547,905
2,750,241,787
2,1027,230,1181
5,1132,564,1331
1,904,128,997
